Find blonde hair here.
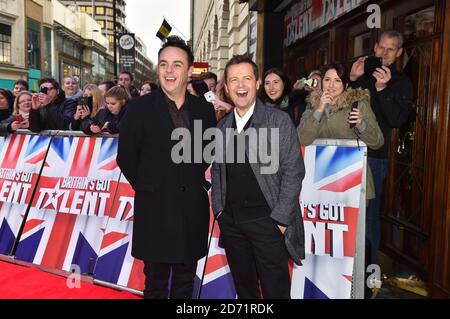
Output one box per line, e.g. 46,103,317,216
13,91,32,115
104,85,131,103
83,83,103,117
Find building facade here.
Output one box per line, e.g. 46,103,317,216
190,0,252,77
60,0,156,83
134,37,156,88
248,0,450,298
52,0,111,87
60,0,127,52
0,0,27,90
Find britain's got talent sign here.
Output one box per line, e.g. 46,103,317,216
198,140,366,299
0,133,365,298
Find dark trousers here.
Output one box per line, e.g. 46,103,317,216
366,157,389,265
218,213,291,299
143,261,198,299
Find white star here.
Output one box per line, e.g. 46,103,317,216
41,180,64,210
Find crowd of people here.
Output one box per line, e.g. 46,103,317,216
0,29,413,299
0,72,158,136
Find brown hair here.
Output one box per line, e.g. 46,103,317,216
141,80,158,91
320,62,349,89
224,55,259,84
259,67,292,104
104,85,132,102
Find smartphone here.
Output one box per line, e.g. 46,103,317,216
299,77,318,88
14,114,24,123
78,96,93,112
204,91,216,103
40,87,48,95
349,101,358,128
364,56,383,75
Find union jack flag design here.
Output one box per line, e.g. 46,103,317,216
291,144,365,299
93,174,144,291
93,217,145,291
0,134,51,255
194,167,236,299
29,136,120,216
15,208,108,274
14,136,121,272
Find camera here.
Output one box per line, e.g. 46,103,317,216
364,56,383,75
40,87,48,95
78,96,93,112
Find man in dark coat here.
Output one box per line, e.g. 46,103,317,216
350,30,413,266
117,36,216,299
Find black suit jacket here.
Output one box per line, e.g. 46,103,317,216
117,89,216,263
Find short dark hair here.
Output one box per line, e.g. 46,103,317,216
189,79,209,96
118,71,133,82
38,77,61,92
224,55,259,84
201,71,217,82
378,29,404,48
105,85,132,102
142,80,158,91
158,35,194,66
14,79,29,90
99,80,115,92
259,68,292,103
320,62,349,89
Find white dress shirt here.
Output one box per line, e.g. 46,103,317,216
234,103,256,133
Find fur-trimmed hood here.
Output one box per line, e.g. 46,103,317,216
308,87,371,113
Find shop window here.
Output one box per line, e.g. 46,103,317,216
402,6,434,41
61,60,80,80
43,27,52,77
352,31,372,58
27,19,41,69
0,23,11,63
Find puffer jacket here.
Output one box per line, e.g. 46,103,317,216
297,88,384,199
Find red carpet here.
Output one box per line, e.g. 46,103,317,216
0,261,141,299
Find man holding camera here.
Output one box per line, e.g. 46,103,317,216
29,78,77,132
350,30,414,266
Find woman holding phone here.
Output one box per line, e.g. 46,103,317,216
70,84,103,131
80,85,130,135
297,62,384,200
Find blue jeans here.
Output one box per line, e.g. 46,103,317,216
366,157,388,265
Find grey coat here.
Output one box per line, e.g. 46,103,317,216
211,99,306,264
